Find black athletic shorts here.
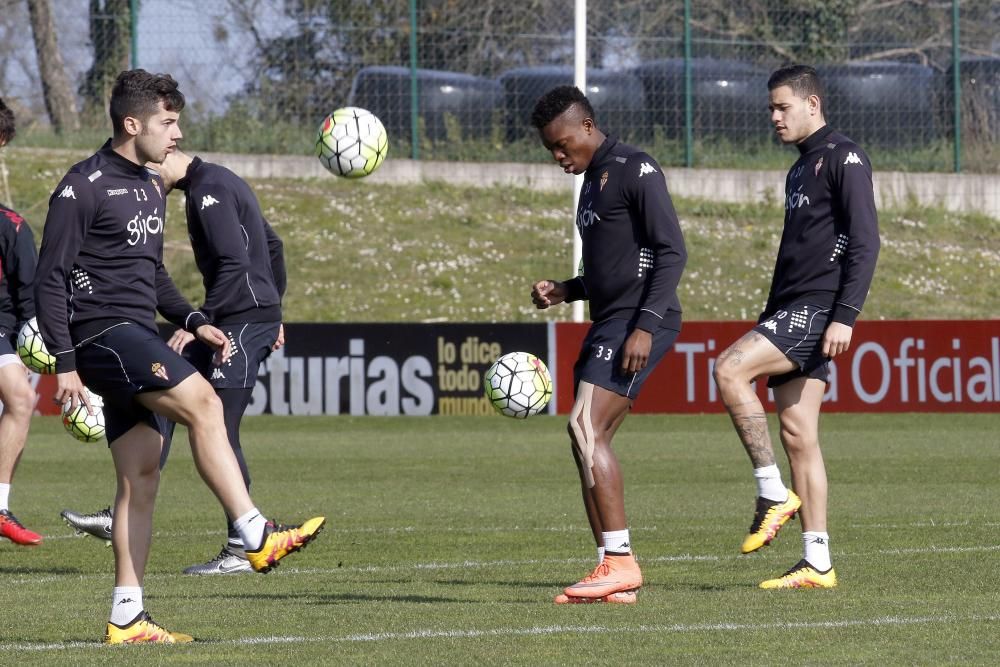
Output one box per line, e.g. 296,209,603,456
573,317,680,400
182,321,279,390
754,303,832,388
75,323,198,443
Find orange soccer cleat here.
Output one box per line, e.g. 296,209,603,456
563,554,643,599
0,509,42,546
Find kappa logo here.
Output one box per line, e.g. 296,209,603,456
201,194,220,210
762,320,778,334
59,185,76,199
844,152,862,165
211,367,226,380
638,162,657,177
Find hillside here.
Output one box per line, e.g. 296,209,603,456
3,147,997,322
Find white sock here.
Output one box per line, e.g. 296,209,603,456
603,530,631,555
233,508,268,551
803,532,832,571
110,586,143,626
0,483,10,511
753,465,788,502
597,546,605,564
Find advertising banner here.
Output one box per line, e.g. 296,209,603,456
29,320,998,416
554,320,1000,413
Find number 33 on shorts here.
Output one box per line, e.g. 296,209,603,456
595,345,614,361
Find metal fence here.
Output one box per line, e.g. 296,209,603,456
1,0,998,172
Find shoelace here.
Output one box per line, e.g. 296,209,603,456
0,510,27,528
582,561,612,582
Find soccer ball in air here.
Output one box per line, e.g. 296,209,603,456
315,107,388,178
17,317,55,374
483,351,553,419
62,388,106,443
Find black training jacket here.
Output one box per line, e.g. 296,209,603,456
564,135,687,332
0,203,37,335
35,142,208,373
176,157,285,324
763,125,880,326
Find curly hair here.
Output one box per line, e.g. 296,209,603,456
109,69,185,135
0,98,15,146
530,85,596,130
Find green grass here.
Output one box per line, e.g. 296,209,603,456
2,147,998,323
0,413,997,664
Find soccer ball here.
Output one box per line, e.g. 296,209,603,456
483,351,553,419
62,388,106,443
315,107,388,178
16,316,55,374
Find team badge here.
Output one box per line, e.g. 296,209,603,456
600,171,609,191
814,156,823,177
151,362,169,381
152,180,162,199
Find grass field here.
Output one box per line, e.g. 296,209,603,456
0,413,997,664
3,148,998,323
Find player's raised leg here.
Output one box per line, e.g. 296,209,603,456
137,373,325,573
714,331,801,553
0,360,42,546
760,376,836,589
558,382,642,601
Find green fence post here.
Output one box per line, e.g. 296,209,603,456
409,0,419,160
130,0,139,68
683,0,693,168
951,0,961,174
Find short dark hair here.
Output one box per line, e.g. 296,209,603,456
530,85,596,130
768,64,824,101
109,69,185,135
0,97,14,145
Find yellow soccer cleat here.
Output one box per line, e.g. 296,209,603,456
563,553,643,599
740,490,802,554
245,517,326,573
759,559,837,589
103,611,194,644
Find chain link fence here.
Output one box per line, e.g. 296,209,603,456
1,0,997,172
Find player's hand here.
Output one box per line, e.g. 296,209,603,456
822,321,853,358
272,323,285,351
622,328,653,373
194,324,232,365
54,370,94,415
167,328,195,354
531,280,567,309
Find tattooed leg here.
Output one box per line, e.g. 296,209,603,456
714,332,778,467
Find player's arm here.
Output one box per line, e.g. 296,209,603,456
35,173,95,410
35,173,93,374
191,183,252,317
154,265,230,362
623,155,687,371
264,218,287,298
531,277,585,309
8,219,38,326
825,146,880,357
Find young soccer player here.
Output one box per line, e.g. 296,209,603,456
529,86,687,604
62,148,287,575
713,64,879,588
0,97,43,547
34,70,324,643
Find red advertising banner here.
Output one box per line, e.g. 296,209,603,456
554,320,1000,413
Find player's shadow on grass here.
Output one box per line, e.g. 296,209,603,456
211,591,465,604
0,564,84,576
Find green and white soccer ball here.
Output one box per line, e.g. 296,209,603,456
483,351,553,419
315,107,388,178
62,388,106,443
17,316,55,374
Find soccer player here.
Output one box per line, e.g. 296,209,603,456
34,69,325,644
62,148,287,576
529,86,687,604
0,98,43,547
712,65,879,589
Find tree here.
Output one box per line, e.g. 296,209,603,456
79,0,131,125
25,0,80,133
